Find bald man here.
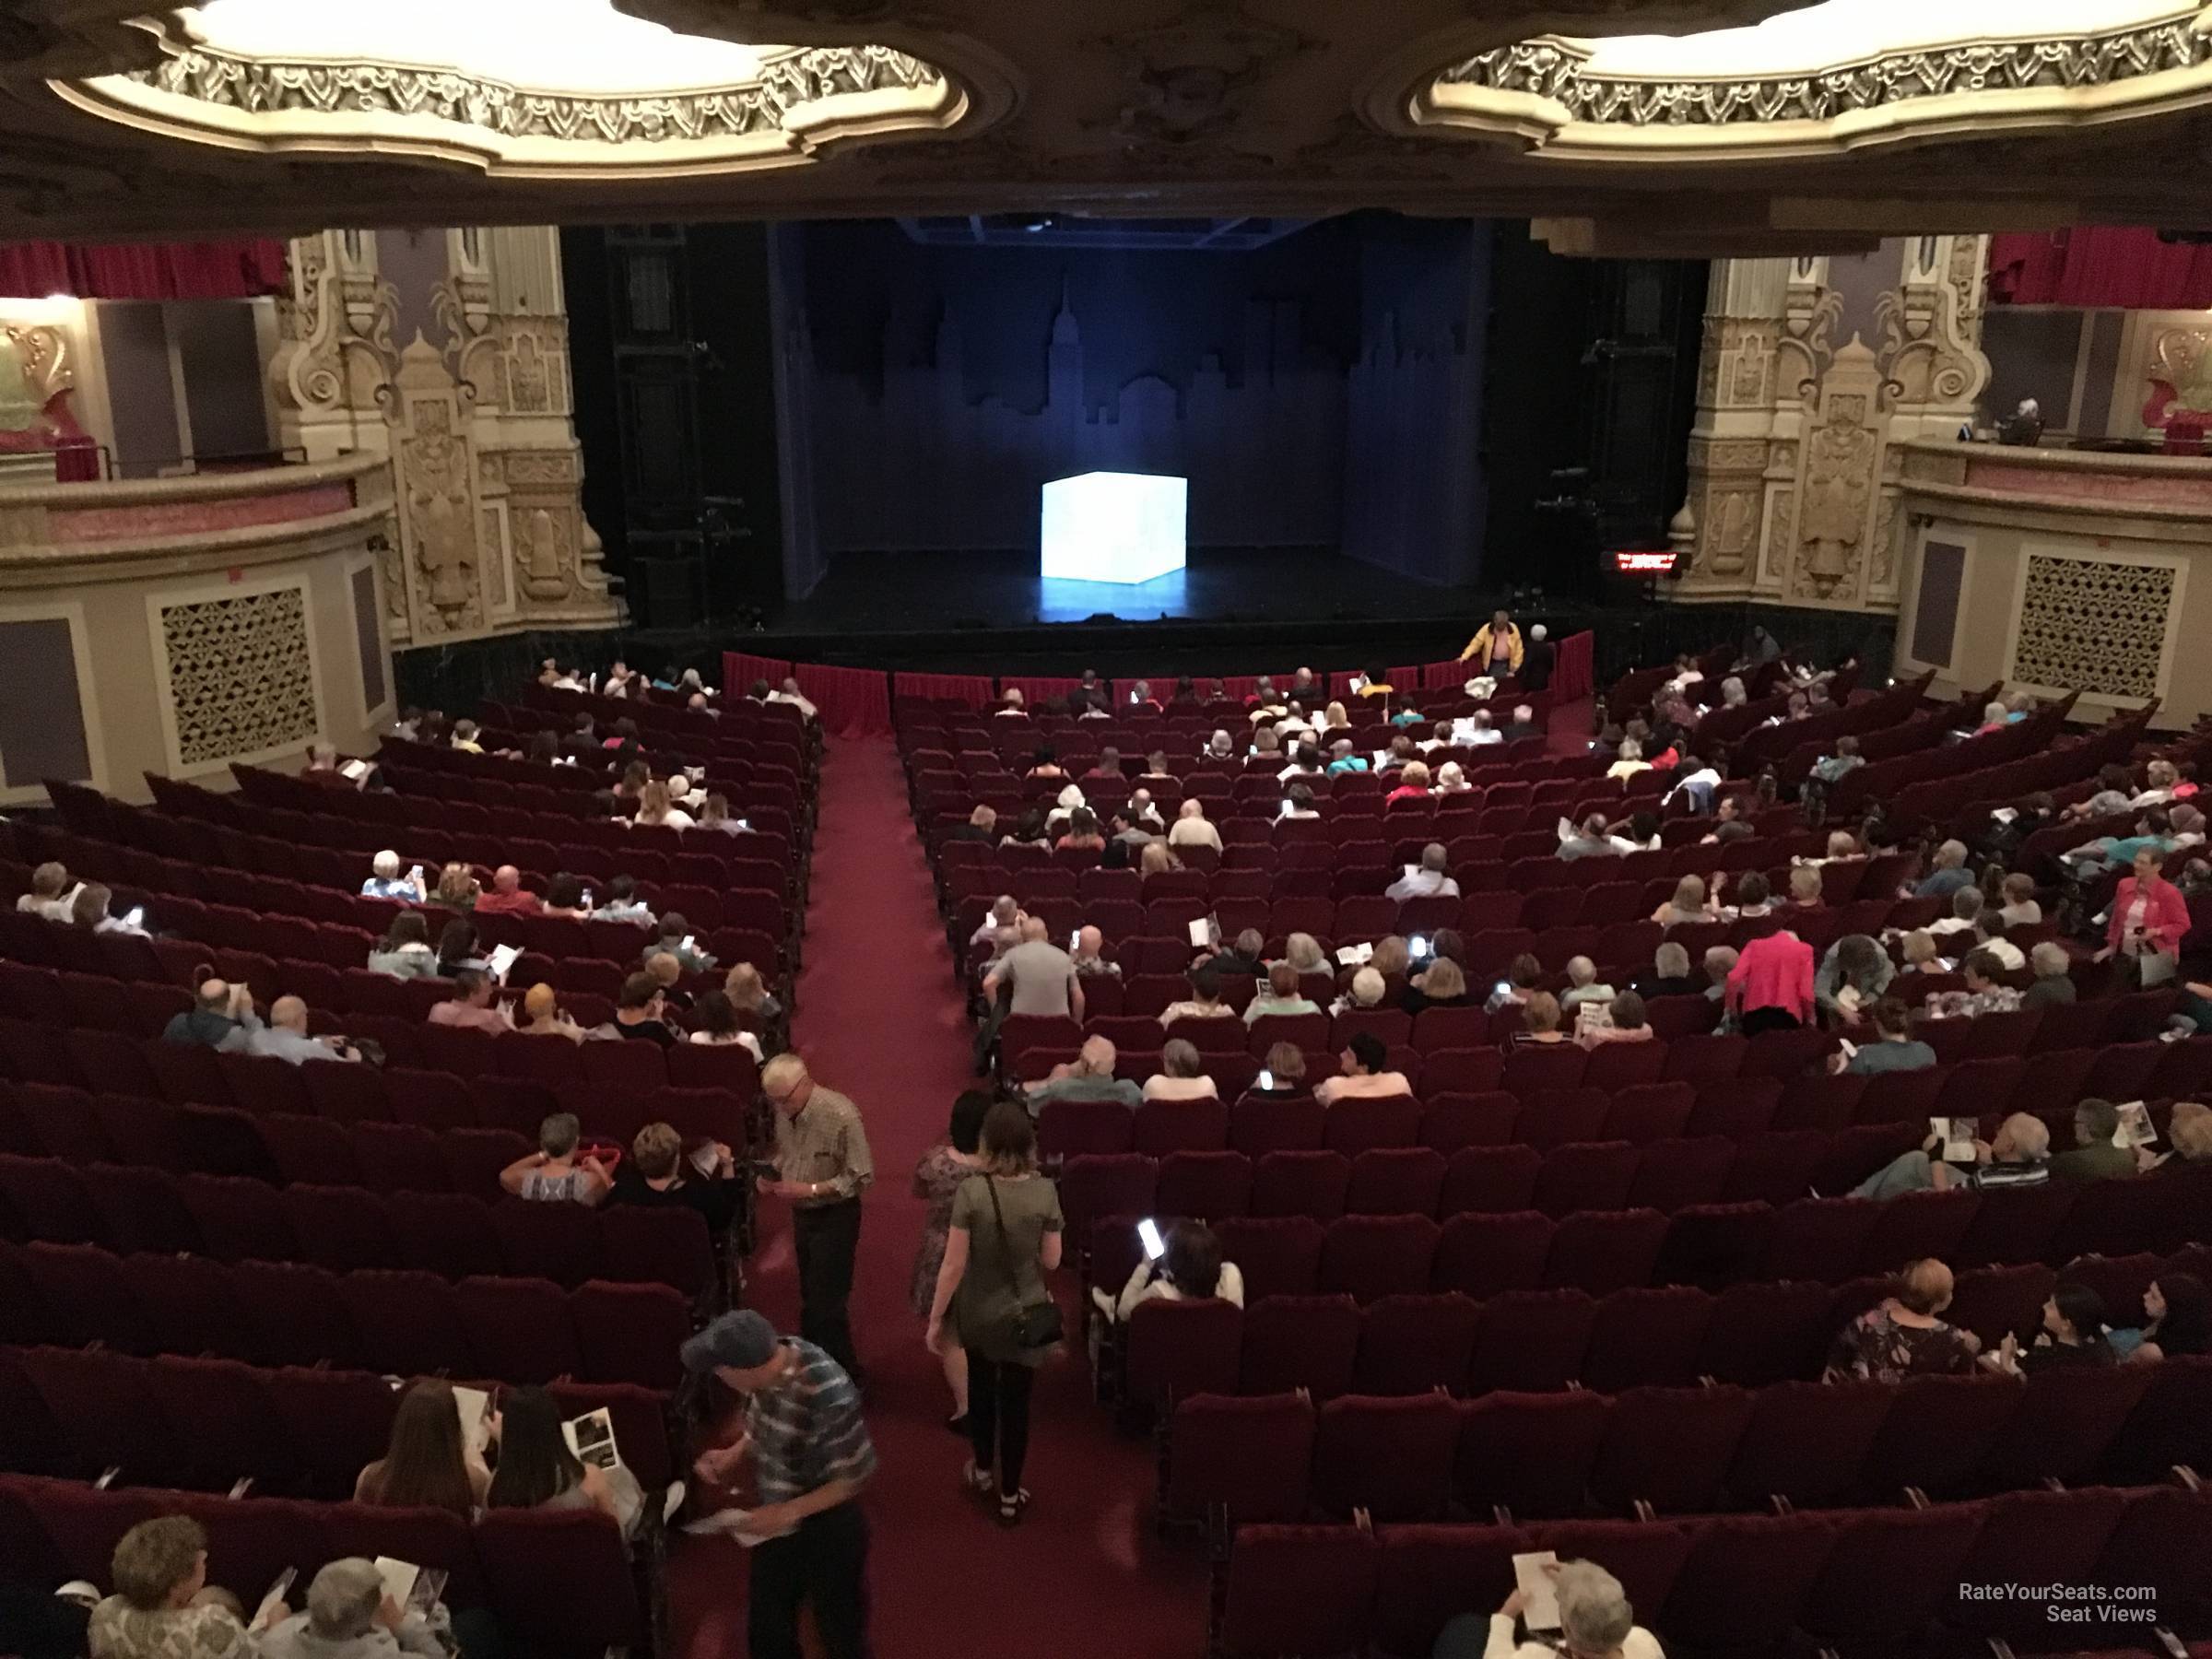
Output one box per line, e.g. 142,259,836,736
247,994,359,1065
1070,924,1119,979
474,865,543,916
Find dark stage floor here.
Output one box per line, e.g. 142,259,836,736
769,547,1479,633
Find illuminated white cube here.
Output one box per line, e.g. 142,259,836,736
1040,471,1187,584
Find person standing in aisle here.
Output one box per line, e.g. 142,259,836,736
924,1100,1065,1526
759,1053,875,1378
685,1310,877,1659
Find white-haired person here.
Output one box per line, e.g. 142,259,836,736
360,850,424,901
1435,1557,1661,1659
256,1556,443,1659
1332,964,1387,1015
1854,1111,2052,1198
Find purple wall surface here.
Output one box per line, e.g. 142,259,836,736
770,215,1488,577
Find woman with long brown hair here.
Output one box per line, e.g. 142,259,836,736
354,1379,488,1515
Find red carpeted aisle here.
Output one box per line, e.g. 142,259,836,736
670,735,1207,1659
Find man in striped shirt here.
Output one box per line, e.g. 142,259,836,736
685,1310,877,1659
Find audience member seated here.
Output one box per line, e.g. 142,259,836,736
1827,998,1934,1076
1996,871,2043,927
2030,946,2087,1010
725,961,783,1025
1277,782,1320,821
367,912,439,979
256,1558,442,1659
1986,1284,2117,1374
161,978,261,1050
1853,1111,2051,1198
1247,1043,1309,1101
356,1379,490,1513
2049,1098,2135,1182
1135,840,1178,875
1575,990,1652,1050
1027,1036,1144,1112
698,793,750,835
1815,933,1894,1026
541,873,592,918
1635,942,1700,1000
1056,807,1106,852
1970,910,2026,971
474,865,542,915
1826,1257,1980,1382
501,1112,612,1205
359,850,424,902
614,972,680,1046
1097,1219,1245,1326
2112,1274,2211,1362
1811,734,1865,785
1727,924,1814,1034
591,875,656,925
1144,1039,1219,1102
1784,865,1824,908
1334,965,1388,1015
435,919,486,976
688,988,765,1061
1651,876,1716,928
1166,797,1222,853
1386,842,1460,901
249,994,361,1064
428,970,510,1033
1557,814,1620,861
488,1385,631,1532
1315,1030,1410,1105
88,1515,280,1659
515,982,589,1042
651,914,717,972
65,880,144,935
1160,968,1236,1029
1559,956,1615,1013
1722,871,1771,919
1701,947,1739,1015
1434,1559,1660,1659
1914,840,1974,900
1510,991,1571,1050
1401,957,1471,1018
2147,1100,2212,1172
1926,950,2021,1020
426,862,479,912
1924,885,1984,942
1244,960,1323,1025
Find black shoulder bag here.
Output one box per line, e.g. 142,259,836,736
983,1175,1064,1349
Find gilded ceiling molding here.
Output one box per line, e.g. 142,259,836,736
1404,7,2212,158
51,36,975,176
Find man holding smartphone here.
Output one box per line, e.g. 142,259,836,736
759,1053,875,1378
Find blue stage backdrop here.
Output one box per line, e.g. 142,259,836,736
764,214,1489,594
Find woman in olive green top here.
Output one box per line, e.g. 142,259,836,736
925,1100,1064,1527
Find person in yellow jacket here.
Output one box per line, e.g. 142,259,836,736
1459,608,1524,674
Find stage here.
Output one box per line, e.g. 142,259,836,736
768,547,1483,634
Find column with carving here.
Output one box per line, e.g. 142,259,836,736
1669,256,1798,602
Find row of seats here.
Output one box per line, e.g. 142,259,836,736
0,1155,716,1294
1036,1069,2201,1165
0,1020,751,1140
0,1472,646,1659
1106,1246,2206,1404
1214,1486,2212,1659
1067,1172,2211,1307
1169,1362,2210,1528
0,1241,688,1389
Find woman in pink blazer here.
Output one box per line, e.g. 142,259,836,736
1725,926,1816,1035
2099,846,2191,983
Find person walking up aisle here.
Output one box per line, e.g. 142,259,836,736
924,1100,1065,1526
685,1310,877,1659
759,1052,876,1378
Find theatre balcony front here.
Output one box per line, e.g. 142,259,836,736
1892,438,2212,731
0,453,398,808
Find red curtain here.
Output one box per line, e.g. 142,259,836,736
1553,630,1594,702
0,239,288,300
892,670,994,710
793,664,889,738
1987,229,2212,311
723,652,793,694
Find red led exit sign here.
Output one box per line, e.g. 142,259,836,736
1612,549,1679,575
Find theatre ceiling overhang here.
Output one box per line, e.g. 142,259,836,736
6,0,2212,253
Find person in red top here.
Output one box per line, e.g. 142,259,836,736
474,865,543,916
2098,845,2191,985
1725,925,1815,1035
